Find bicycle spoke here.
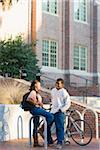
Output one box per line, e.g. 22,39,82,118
70,120,92,146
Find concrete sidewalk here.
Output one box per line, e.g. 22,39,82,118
0,138,99,150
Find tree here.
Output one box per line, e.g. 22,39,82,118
0,0,12,10
0,35,40,80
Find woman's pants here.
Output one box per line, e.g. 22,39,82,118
30,106,54,144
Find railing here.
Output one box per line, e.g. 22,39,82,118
17,115,48,150
82,108,99,139
17,115,23,139
72,100,100,139
29,116,47,150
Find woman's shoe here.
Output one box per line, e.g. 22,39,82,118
34,143,43,147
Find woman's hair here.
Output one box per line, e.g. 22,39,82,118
29,80,40,91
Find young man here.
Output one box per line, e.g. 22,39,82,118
51,78,71,149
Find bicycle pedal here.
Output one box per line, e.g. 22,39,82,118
64,140,70,145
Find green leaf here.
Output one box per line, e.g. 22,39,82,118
0,35,40,80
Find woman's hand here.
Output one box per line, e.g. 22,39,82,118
37,101,43,107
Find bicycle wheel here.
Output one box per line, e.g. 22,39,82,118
70,119,92,146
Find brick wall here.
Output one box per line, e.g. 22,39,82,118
71,101,100,138
67,84,99,96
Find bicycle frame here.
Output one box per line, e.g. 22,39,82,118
67,115,83,137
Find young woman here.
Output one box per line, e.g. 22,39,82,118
27,80,54,147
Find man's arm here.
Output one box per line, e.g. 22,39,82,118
60,91,71,112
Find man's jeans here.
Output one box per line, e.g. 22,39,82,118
54,111,65,144
30,106,54,144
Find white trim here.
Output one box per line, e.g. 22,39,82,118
41,67,90,75
41,67,100,78
41,66,63,73
67,69,92,77
74,19,88,25
42,11,58,17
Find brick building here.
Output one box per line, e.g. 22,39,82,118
1,0,100,95
31,0,100,96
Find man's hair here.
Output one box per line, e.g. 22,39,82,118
56,78,64,84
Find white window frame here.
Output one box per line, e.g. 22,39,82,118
42,39,58,68
74,0,87,23
73,45,87,71
42,0,58,16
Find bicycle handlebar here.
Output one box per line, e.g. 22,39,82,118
43,104,76,115
42,103,52,111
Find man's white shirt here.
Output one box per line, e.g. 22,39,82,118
51,88,71,114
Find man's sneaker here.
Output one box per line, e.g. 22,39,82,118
56,144,62,149
64,134,70,145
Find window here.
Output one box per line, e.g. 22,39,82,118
73,45,87,71
42,0,57,15
42,40,57,67
74,0,87,22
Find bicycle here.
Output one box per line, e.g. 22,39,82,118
63,108,92,146
38,106,92,146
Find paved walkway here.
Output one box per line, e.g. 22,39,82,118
0,138,99,150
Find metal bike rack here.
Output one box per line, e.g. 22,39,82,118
82,108,99,139
29,116,47,150
17,115,23,139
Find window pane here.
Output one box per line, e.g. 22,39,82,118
42,40,49,66
47,0,50,12
42,53,49,66
74,46,79,58
73,45,87,71
50,0,57,14
50,41,57,67
50,54,56,67
74,0,87,22
80,46,87,70
80,0,87,21
42,0,57,14
80,59,86,70
73,58,79,69
80,47,86,58
42,40,49,52
74,1,80,20
42,40,57,67
42,0,48,11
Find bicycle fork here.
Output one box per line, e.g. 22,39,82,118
69,117,84,139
